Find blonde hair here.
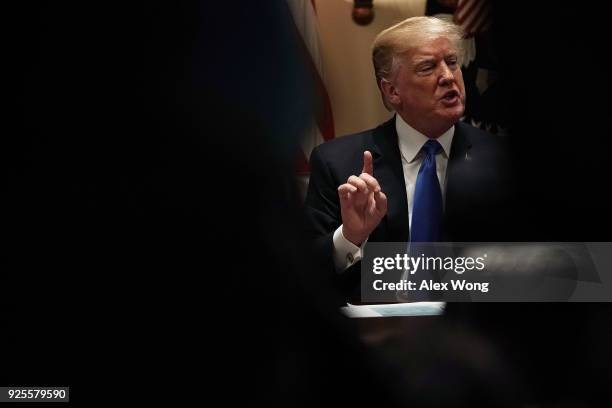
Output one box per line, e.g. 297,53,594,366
372,16,464,109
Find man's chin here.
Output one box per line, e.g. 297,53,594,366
444,103,465,120
437,109,464,126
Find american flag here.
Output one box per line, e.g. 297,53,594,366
453,0,492,38
287,0,335,176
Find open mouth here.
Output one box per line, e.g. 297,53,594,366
442,90,459,100
441,89,460,105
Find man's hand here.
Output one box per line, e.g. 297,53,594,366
338,151,387,246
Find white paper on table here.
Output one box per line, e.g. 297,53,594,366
340,302,446,318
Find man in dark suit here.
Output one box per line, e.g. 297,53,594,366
304,16,513,302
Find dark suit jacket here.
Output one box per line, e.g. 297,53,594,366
303,116,515,301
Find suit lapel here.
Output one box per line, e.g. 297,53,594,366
371,117,409,242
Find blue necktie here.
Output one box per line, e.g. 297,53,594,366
410,139,443,242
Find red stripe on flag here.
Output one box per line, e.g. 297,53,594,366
464,3,489,36
454,0,491,38
462,1,485,27
455,0,478,24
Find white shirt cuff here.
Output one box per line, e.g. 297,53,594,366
332,225,367,272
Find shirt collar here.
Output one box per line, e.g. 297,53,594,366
395,114,454,163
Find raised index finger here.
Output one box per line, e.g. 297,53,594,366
362,150,373,176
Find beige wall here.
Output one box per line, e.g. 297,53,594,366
315,0,426,137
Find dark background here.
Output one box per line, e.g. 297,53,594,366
494,2,612,241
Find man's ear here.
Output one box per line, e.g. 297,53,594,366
380,78,400,108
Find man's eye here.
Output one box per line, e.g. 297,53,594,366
446,59,458,68
419,64,434,72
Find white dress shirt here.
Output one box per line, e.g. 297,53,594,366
332,115,455,271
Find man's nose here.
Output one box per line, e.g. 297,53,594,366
438,62,454,86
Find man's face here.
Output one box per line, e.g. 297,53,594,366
388,37,466,137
